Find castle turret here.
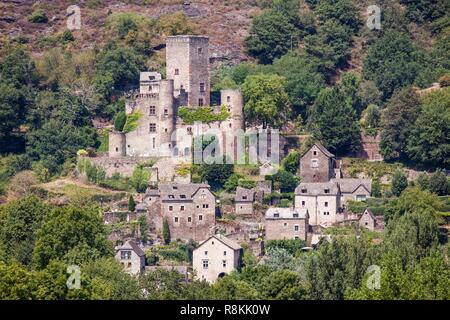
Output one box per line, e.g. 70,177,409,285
166,35,210,107
221,89,244,130
109,131,126,157
159,80,176,150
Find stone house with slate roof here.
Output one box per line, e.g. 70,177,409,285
234,187,255,215
359,208,377,231
144,183,216,242
115,240,146,275
193,234,242,283
265,208,309,241
300,143,336,183
331,178,372,204
295,181,342,226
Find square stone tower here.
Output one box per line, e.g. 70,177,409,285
166,35,210,107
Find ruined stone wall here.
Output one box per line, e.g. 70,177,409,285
357,132,383,161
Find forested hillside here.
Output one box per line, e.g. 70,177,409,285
0,0,449,301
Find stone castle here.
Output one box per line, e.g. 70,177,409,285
103,35,244,181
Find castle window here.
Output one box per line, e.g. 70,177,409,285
149,106,156,115
174,217,178,222
198,47,203,54
149,123,156,133
294,225,299,232
200,82,205,93
180,205,185,211
202,204,209,209
169,205,173,211
227,96,231,103
325,201,329,207
165,128,168,132
175,69,179,75
188,217,191,222
199,215,203,221
311,159,318,168
198,98,204,106
164,109,168,115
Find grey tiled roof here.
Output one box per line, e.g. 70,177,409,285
148,183,211,201
198,234,242,251
118,240,146,257
295,181,340,195
331,178,372,194
235,187,255,202
265,207,309,219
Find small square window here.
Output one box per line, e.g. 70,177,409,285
169,206,173,211
294,225,299,231
311,159,319,168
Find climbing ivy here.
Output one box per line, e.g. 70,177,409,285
178,106,230,124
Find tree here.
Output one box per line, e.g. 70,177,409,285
0,196,49,266
308,86,361,155
32,205,112,269
163,219,171,245
315,0,360,32
245,10,297,64
391,170,408,197
242,74,290,129
26,120,97,174
272,51,325,110
272,170,299,193
260,269,307,300
212,275,260,300
282,151,300,175
416,173,430,191
429,169,448,196
363,31,421,100
305,20,352,78
128,195,136,212
379,87,422,161
371,178,382,198
200,159,234,191
130,166,149,193
114,110,127,131
406,88,450,167
138,215,148,243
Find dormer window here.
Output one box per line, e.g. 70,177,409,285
301,189,307,193
293,213,299,218
180,194,186,199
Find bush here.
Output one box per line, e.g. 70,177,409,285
114,111,127,131
28,9,48,23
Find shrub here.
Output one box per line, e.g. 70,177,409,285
28,9,48,23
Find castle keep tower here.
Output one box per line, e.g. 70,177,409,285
166,35,210,107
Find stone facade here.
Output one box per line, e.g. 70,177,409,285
144,183,216,242
295,182,342,226
234,187,254,215
331,178,372,204
101,35,245,182
300,143,335,182
193,234,242,283
359,209,376,231
265,208,309,241
115,240,146,275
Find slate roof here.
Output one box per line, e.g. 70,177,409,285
331,178,372,194
265,207,309,219
302,142,335,158
235,187,255,202
295,181,340,196
147,183,211,201
361,208,376,220
197,234,242,251
118,240,146,257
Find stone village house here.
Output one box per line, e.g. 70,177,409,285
115,240,146,275
234,187,255,215
144,183,216,242
192,234,242,283
265,208,309,241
